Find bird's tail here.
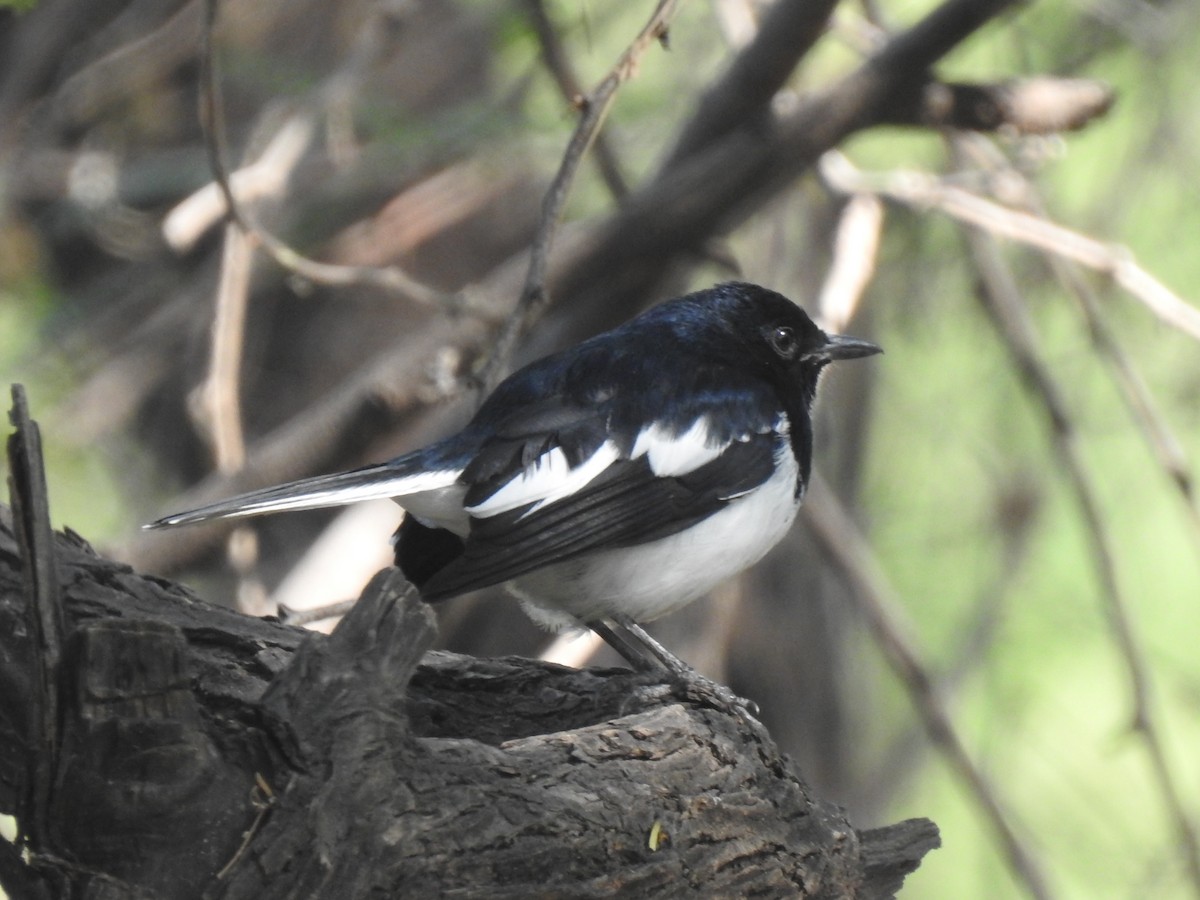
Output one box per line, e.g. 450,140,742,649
145,461,461,529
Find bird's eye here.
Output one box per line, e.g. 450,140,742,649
769,325,800,359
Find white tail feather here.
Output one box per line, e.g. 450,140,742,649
146,465,461,528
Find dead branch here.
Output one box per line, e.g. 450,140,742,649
883,77,1115,134
819,151,1200,341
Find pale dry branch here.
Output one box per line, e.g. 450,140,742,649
820,151,1200,341
163,114,317,253
192,223,253,475
952,134,1199,518
189,222,269,616
538,629,606,669
817,193,885,332
268,499,402,629
277,599,356,629
326,161,522,287
831,130,1200,535
130,312,487,574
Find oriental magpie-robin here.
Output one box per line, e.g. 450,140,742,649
149,282,880,676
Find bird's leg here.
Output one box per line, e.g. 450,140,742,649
587,620,663,673
594,615,759,718
608,617,692,676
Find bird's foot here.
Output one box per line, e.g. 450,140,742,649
617,659,760,721
668,670,760,719
619,671,759,721
595,616,760,720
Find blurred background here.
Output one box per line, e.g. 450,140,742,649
2,0,1199,896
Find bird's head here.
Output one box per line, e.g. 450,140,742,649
703,282,882,404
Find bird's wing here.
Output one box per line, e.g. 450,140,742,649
418,413,786,600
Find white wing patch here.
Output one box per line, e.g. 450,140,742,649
630,418,727,476
466,441,622,519
462,413,787,523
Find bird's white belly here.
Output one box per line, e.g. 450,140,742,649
510,449,801,630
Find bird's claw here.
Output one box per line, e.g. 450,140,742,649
670,674,760,719
619,668,760,720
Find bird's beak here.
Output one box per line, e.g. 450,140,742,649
809,332,883,362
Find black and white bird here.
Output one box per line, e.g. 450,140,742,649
149,282,880,675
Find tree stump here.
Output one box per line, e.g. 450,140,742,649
0,387,938,898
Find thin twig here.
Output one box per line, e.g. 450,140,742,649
195,223,253,475
547,0,1022,333
820,151,1200,341
823,146,1200,781
195,0,476,611
523,0,629,200
215,773,277,880
1063,271,1197,504
866,473,1041,805
524,1,739,280
198,0,450,307
477,0,683,393
820,134,1200,893
965,225,1200,897
537,629,606,669
803,474,1053,900
193,223,270,615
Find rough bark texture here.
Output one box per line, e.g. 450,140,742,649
1,391,938,899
